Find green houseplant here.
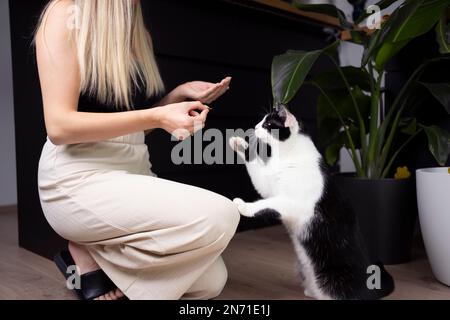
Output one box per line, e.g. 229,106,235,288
272,0,450,264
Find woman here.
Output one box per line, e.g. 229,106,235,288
36,0,240,300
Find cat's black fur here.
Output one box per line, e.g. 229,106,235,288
301,160,395,300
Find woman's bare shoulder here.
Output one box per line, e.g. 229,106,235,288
36,0,75,46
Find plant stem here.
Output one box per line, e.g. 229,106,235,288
380,87,385,123
367,62,383,178
378,101,407,176
310,81,364,176
326,53,368,171
381,129,423,179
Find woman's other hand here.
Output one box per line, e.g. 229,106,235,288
155,101,210,140
178,77,232,104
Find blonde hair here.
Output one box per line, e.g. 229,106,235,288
36,0,165,110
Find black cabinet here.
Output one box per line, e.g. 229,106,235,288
10,0,333,259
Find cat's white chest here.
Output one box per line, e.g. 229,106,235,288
246,161,277,198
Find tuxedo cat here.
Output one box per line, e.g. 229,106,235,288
229,105,394,300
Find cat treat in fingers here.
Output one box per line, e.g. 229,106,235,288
229,105,395,300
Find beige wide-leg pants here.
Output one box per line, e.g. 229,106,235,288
37,132,240,300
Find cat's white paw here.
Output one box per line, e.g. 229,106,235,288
229,137,248,152
233,198,253,217
304,289,317,299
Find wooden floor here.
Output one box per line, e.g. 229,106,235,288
1,209,450,300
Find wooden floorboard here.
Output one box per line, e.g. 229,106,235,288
1,208,450,300
0,205,17,215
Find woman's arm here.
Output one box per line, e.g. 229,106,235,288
157,78,232,106
37,1,208,145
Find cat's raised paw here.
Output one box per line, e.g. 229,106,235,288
229,137,248,153
233,198,253,217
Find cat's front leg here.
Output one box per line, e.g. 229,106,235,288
232,198,254,217
229,137,249,162
233,197,284,219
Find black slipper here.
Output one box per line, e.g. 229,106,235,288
54,250,119,300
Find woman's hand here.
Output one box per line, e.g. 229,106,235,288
177,77,232,104
155,101,210,140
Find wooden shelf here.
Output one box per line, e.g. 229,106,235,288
245,2,450,27
227,0,341,27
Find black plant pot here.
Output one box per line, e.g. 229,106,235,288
333,174,418,265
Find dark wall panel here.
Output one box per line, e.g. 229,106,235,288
9,0,51,258
10,0,332,258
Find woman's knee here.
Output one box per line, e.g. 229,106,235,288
186,257,229,300
202,261,228,299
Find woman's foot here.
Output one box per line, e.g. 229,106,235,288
68,242,125,300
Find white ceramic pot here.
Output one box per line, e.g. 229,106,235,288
417,167,450,286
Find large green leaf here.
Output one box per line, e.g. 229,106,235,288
317,90,345,128
374,39,410,70
317,89,347,148
317,86,371,148
436,14,450,54
317,90,349,128
355,0,400,24
384,0,449,43
324,126,361,166
371,0,426,70
423,125,450,166
313,66,373,92
364,0,450,70
321,41,340,61
377,57,450,155
272,50,322,104
317,87,371,127
349,30,371,46
293,2,351,28
400,117,418,135
325,143,342,166
362,27,383,66
318,117,342,148
421,82,450,113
